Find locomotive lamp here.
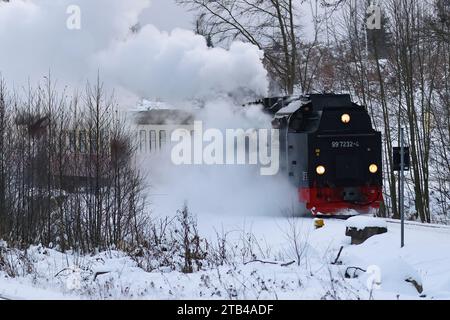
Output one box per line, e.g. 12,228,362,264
316,165,326,175
341,113,351,124
369,164,378,174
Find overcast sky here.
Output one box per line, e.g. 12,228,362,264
140,0,194,32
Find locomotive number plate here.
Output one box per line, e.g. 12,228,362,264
331,141,360,148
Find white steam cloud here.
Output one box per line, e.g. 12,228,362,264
0,0,268,103
140,97,300,218
96,27,268,101
0,0,149,95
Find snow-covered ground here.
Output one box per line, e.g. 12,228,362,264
1,213,450,300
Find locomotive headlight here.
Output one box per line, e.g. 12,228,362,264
316,165,326,175
369,164,378,174
341,113,351,124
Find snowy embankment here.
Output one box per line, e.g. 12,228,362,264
1,215,450,300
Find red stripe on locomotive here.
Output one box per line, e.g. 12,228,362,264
299,186,383,215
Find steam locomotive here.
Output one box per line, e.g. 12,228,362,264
259,94,383,216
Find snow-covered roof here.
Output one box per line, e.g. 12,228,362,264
275,99,304,116
131,99,175,112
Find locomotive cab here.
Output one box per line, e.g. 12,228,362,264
272,94,383,215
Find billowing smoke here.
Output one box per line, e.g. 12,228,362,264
96,27,268,102
138,97,300,218
0,0,149,95
0,0,268,103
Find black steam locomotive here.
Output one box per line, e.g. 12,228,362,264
259,94,383,216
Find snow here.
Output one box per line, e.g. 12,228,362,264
275,99,303,115
1,214,450,300
346,216,388,230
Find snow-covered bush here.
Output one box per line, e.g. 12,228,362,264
128,205,209,274
0,241,34,278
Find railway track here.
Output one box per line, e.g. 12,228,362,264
311,214,450,233
385,219,450,233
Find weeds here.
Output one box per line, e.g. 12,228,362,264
0,241,34,278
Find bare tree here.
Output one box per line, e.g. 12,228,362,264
0,78,147,252
177,0,300,94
